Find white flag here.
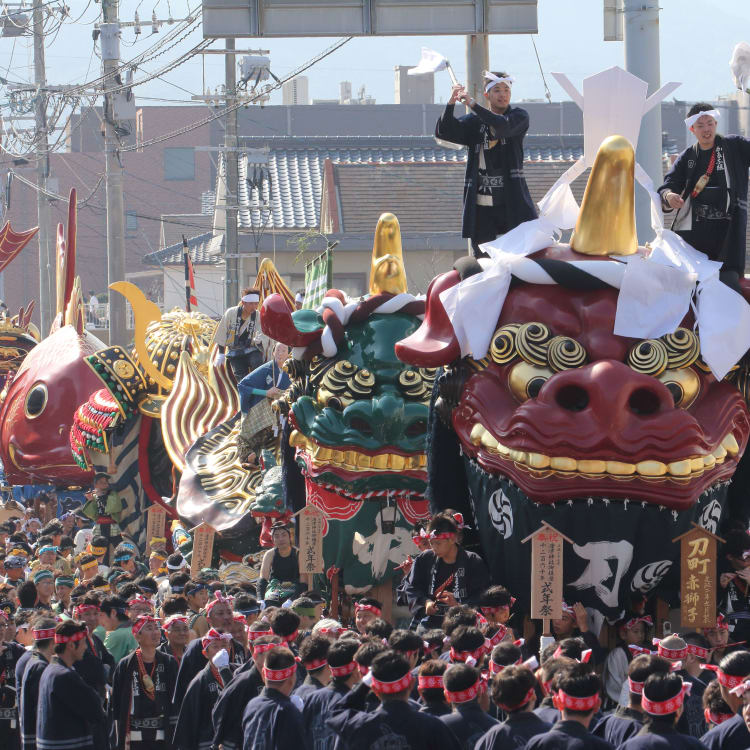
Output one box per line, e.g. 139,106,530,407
730,42,750,92
408,47,448,76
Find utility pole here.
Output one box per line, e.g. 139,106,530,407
465,34,489,106
32,1,52,334
101,0,126,345
623,0,662,244
465,32,488,254
224,38,240,307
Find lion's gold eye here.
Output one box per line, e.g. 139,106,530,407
658,368,700,408
508,361,553,402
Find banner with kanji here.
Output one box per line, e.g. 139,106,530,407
464,458,727,619
674,524,722,629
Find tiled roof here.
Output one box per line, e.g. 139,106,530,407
159,213,214,250
224,135,679,232
143,231,223,267
325,161,590,234
221,135,586,232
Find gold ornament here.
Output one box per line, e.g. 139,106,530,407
571,135,638,256
369,213,408,295
547,336,587,372
113,359,135,379
516,323,551,367
627,339,669,376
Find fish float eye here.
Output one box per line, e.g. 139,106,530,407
24,382,48,419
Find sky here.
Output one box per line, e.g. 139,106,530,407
1,1,748,115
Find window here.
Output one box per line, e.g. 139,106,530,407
125,210,138,232
164,147,195,181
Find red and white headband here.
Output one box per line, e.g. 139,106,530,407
164,615,189,630
700,664,747,689
201,628,232,649
444,675,487,704
418,674,444,690
132,615,160,635
554,690,600,712
355,603,381,616
33,627,56,641
628,677,645,695
304,657,328,671
55,629,87,644
252,641,281,655
728,678,750,696
705,709,734,725
552,645,591,663
686,643,711,660
281,629,299,643
263,663,297,681
329,661,358,678
248,629,273,642
642,682,691,715
486,625,509,648
652,638,687,660
450,639,489,664
481,598,516,615
205,591,232,614
624,615,653,630
73,604,100,617
371,671,413,695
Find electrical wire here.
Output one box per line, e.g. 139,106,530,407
120,36,354,152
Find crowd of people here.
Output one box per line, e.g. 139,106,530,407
1,504,750,750
0,64,749,750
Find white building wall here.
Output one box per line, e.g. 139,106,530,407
162,265,225,319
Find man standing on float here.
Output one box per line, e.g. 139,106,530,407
436,71,537,258
659,102,750,292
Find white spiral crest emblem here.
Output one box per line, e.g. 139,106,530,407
489,488,514,539
698,499,722,535
630,560,672,593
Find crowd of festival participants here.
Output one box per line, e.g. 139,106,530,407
4,502,750,750
0,62,747,750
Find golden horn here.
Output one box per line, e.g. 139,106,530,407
369,212,408,295
571,135,638,256
109,281,172,390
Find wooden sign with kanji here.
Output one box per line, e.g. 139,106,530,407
298,505,325,575
145,505,167,546
522,522,573,635
190,522,216,577
673,523,724,630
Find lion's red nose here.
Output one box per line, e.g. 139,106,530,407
539,360,675,420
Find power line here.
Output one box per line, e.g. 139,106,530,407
120,36,354,153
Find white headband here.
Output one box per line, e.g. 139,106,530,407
483,71,514,94
295,293,304,303
684,109,720,128
242,293,260,303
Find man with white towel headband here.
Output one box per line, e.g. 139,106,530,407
436,70,537,258
214,287,267,380
659,102,750,292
